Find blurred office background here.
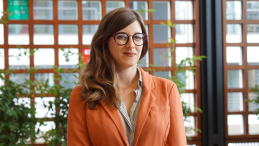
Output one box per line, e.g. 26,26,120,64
0,0,259,146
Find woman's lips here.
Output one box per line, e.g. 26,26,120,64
123,52,136,57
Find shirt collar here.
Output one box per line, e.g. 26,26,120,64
137,67,143,87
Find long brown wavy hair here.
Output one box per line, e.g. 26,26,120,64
80,8,148,109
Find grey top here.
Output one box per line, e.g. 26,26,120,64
118,68,143,146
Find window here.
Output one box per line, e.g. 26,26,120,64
223,0,259,144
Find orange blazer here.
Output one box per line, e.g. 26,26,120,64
67,67,187,146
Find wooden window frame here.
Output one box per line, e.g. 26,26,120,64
223,0,259,143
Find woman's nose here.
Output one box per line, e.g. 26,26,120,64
126,36,135,48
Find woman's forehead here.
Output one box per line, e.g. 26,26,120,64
116,21,142,34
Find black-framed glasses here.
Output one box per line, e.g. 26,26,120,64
111,32,148,46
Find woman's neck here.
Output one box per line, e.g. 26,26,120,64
116,65,138,88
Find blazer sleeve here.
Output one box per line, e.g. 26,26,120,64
67,86,92,146
166,83,187,146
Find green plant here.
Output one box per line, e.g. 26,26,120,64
135,6,156,16
0,48,81,145
247,84,259,118
159,21,205,139
0,70,40,145
137,9,206,140
1,9,15,25
38,49,82,146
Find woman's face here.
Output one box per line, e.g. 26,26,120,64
107,20,143,69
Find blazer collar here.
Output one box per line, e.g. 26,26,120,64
137,67,154,91
100,67,156,146
134,67,156,146
100,101,129,146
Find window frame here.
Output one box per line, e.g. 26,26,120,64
223,0,259,144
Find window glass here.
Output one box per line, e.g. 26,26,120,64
177,70,194,89
8,48,30,69
248,92,259,112
130,1,148,20
106,1,125,13
181,93,195,112
9,73,30,85
82,1,102,20
153,25,171,43
59,96,69,117
13,97,31,117
184,116,196,136
33,0,53,20
83,25,98,44
60,73,79,89
227,70,243,88
138,51,149,67
226,47,242,66
13,97,30,108
58,0,78,20
8,24,29,45
35,121,55,143
226,1,242,20
0,0,3,18
154,48,171,67
0,49,4,69
0,24,3,44
247,1,259,20
34,73,55,94
247,46,259,65
34,49,55,69
248,69,259,88
58,48,79,69
153,1,170,20
247,24,259,43
34,24,54,45
35,73,55,87
9,73,30,93
154,71,171,79
145,24,149,35
175,24,193,43
248,114,259,135
175,1,193,20
35,97,55,118
228,92,243,112
7,0,29,20
0,73,3,94
58,25,78,44
176,47,193,66
226,24,242,43
228,143,259,146
227,115,244,135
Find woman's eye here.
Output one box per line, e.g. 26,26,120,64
117,35,127,39
134,36,142,40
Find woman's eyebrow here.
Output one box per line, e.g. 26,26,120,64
116,31,143,34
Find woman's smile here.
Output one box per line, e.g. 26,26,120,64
123,52,136,57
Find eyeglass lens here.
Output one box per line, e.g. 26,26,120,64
114,33,145,46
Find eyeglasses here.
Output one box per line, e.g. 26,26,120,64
111,32,147,46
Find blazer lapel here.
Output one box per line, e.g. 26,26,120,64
134,67,156,146
100,101,129,146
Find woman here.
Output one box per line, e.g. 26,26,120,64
67,7,186,146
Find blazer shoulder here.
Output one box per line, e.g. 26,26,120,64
149,74,176,88
70,85,84,106
72,85,83,93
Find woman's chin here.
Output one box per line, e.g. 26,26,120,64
117,61,138,68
